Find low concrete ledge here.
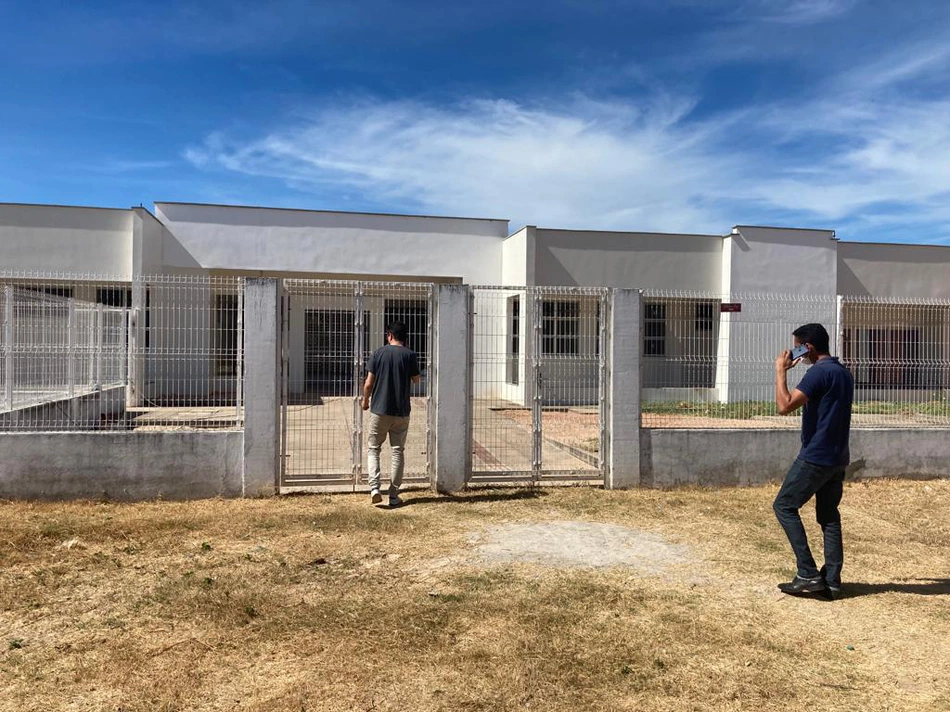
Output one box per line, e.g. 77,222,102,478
0,431,244,501
0,386,126,430
642,428,949,488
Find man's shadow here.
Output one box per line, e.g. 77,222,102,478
398,489,547,507
835,578,950,599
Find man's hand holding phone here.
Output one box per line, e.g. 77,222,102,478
789,343,809,363
776,344,808,373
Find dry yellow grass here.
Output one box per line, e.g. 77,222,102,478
1,479,948,711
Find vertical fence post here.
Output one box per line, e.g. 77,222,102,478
432,284,470,493
426,285,436,479
3,285,13,409
835,295,845,358
95,303,104,391
235,283,244,422
352,285,365,485
67,298,76,398
530,289,542,481
119,308,128,387
128,280,142,407
598,290,610,476
86,306,95,387
279,290,290,483
606,288,642,489
243,278,281,497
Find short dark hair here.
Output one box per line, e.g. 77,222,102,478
792,323,830,354
386,320,409,343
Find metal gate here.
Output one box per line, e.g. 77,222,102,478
279,280,435,492
469,286,609,484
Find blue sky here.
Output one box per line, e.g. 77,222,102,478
2,0,949,243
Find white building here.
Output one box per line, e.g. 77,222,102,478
2,201,949,406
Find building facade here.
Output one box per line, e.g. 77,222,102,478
2,201,949,406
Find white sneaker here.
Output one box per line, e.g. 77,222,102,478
370,489,382,504
388,495,403,508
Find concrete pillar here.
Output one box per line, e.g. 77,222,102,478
242,278,281,497
715,307,733,403
432,284,470,493
127,279,145,407
606,288,641,489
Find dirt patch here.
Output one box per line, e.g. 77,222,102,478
469,520,691,573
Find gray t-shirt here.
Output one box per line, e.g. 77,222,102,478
367,344,420,417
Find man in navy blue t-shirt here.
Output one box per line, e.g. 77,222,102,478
774,323,854,599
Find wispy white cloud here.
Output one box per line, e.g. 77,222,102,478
742,0,858,24
185,32,950,243
185,96,747,232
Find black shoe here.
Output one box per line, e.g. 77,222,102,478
778,576,826,595
819,584,842,601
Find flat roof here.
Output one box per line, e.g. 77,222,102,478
154,201,509,223
837,239,950,250
536,226,723,239
0,201,131,212
734,224,836,234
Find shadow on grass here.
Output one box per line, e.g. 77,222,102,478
839,578,950,599
400,489,548,507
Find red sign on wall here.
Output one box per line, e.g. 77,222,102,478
720,303,742,313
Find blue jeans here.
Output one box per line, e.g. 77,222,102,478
773,457,844,587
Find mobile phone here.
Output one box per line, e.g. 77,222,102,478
789,344,809,362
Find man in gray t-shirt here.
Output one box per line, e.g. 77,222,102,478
361,320,421,507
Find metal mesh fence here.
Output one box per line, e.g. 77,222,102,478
470,286,608,482
0,285,127,414
2,270,947,457
0,273,245,431
279,279,433,489
841,296,950,427
641,290,950,429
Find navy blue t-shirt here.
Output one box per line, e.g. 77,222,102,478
367,344,420,418
795,357,854,467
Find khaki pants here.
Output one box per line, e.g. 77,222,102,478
366,412,411,496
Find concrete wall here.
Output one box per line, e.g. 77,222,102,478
837,242,950,299
641,428,949,487
502,226,534,286
0,204,133,277
726,226,837,296
0,431,243,500
154,203,509,283
533,229,722,291
0,387,125,430
132,208,206,276
718,227,839,402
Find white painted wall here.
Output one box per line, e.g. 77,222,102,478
838,242,950,299
133,208,205,276
718,226,839,402
502,226,534,286
725,226,837,295
154,203,508,283
533,229,723,291
0,204,133,277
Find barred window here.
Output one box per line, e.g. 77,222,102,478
541,300,579,355
506,296,520,384
213,294,239,377
644,303,666,356
694,301,714,332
